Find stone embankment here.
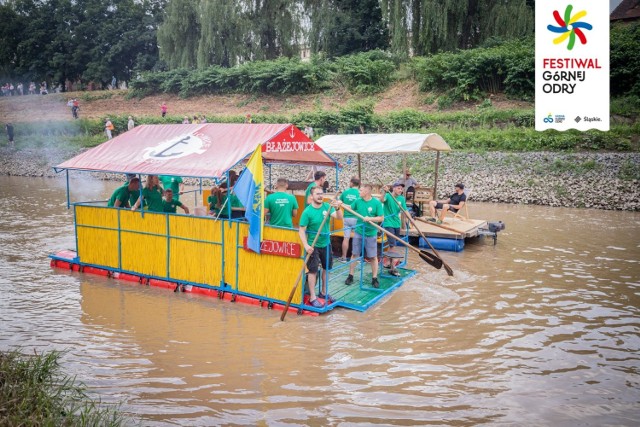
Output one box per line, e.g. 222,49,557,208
1,147,638,211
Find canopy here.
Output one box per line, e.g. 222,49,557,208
55,123,337,179
314,133,451,154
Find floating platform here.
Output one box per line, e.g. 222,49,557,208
50,248,414,316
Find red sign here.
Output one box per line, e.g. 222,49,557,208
262,125,319,153
242,237,302,258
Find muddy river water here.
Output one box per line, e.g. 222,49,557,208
0,176,639,426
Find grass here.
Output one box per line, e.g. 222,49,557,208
0,349,126,426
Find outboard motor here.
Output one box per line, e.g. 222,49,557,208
479,221,505,245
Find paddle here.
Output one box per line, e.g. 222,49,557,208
280,198,334,321
378,181,453,276
340,204,443,271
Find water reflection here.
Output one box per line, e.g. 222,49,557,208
0,176,639,425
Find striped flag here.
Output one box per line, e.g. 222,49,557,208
233,145,264,253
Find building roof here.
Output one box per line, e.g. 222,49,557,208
611,0,640,21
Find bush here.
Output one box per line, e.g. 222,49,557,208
611,23,640,97
333,50,397,94
411,38,534,101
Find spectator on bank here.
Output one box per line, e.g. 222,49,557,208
5,123,15,147
29,82,36,95
105,118,114,139
182,116,189,124
304,124,314,138
160,102,167,117
127,116,135,131
17,83,23,95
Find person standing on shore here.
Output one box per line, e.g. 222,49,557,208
105,118,114,139
5,123,15,147
160,102,167,118
127,116,135,131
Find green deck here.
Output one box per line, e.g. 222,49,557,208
312,259,415,312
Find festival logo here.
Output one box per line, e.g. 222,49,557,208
547,4,592,51
142,133,207,160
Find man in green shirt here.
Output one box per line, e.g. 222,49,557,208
338,176,360,261
265,178,298,228
304,170,326,207
159,175,184,201
107,178,140,208
345,183,384,288
298,186,343,308
217,182,244,219
162,189,190,214
379,182,408,276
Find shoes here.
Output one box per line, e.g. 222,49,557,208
372,278,379,288
318,293,335,303
345,274,354,285
427,217,436,223
337,257,348,262
308,299,323,308
389,270,401,277
436,220,443,224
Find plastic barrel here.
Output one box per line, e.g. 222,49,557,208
418,237,465,252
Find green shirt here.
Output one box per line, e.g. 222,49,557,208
142,185,164,212
108,184,133,208
352,197,384,237
265,191,298,228
207,194,220,214
217,192,243,217
162,199,184,213
304,182,317,207
299,202,335,248
159,176,183,200
339,187,360,218
382,193,407,228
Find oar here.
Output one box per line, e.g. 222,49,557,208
280,199,334,321
378,181,453,276
341,204,443,271
415,216,463,235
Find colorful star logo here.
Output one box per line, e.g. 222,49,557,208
547,4,593,50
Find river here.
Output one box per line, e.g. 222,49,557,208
0,175,639,426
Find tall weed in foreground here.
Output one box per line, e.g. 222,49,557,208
0,349,126,426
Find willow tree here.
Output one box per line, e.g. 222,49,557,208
157,0,200,68
197,0,247,67
415,0,534,54
381,0,409,57
248,0,301,61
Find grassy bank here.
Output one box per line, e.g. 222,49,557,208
4,97,639,152
0,349,125,426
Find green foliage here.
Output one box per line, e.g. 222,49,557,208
0,349,125,426
610,23,640,97
333,50,397,94
618,158,640,181
411,38,534,101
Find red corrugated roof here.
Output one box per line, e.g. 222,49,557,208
56,123,337,178
611,0,640,20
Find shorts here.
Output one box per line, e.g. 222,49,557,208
352,234,378,259
384,227,401,247
343,217,357,238
434,202,457,213
307,246,333,274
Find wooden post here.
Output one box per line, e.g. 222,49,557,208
357,153,362,182
433,151,440,200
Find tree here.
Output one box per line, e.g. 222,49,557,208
308,0,389,57
0,2,23,78
157,0,200,69
197,0,246,67
381,0,409,57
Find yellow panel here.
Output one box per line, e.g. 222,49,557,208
77,227,119,268
169,239,222,286
169,215,220,242
75,205,117,229
120,210,167,236
121,232,167,277
236,225,304,304
223,221,239,287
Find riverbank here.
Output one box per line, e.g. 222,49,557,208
2,146,638,211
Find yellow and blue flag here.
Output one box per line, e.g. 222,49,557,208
234,145,264,253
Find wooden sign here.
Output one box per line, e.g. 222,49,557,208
413,186,434,202
243,237,302,258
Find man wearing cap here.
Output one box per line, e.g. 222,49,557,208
379,182,407,276
428,183,466,224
